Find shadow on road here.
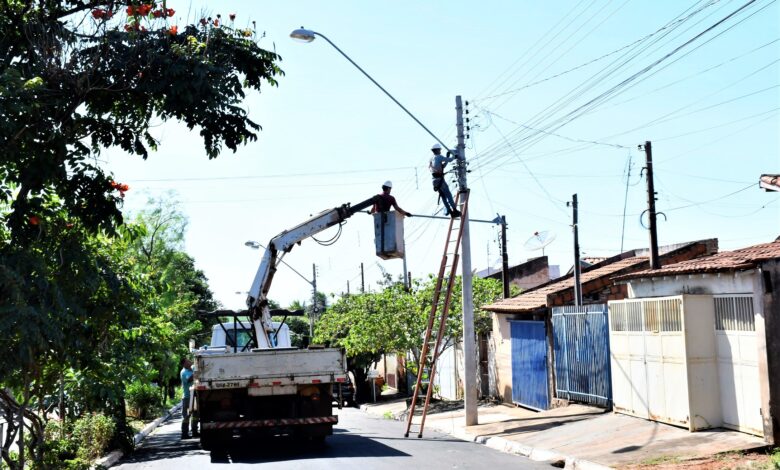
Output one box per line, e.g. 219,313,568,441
121,425,410,465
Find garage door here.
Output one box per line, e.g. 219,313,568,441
715,295,763,436
510,320,549,410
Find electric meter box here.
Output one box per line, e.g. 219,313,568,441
373,211,405,260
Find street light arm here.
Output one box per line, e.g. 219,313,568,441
309,30,452,154
246,241,314,287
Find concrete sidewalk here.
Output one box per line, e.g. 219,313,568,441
361,398,766,469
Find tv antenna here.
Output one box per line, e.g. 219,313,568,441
523,231,556,256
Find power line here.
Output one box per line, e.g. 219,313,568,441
471,0,769,171
126,165,417,182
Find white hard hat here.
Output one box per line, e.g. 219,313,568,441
431,143,442,150
383,180,393,188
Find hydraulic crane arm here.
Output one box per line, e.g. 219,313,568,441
246,195,377,349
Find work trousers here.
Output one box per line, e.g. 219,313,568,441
181,396,198,436
433,177,458,214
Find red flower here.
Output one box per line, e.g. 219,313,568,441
167,8,175,17
140,25,147,32
229,13,236,21
126,5,135,15
137,4,152,16
167,25,178,35
29,216,40,226
92,9,104,19
124,23,133,31
152,9,163,18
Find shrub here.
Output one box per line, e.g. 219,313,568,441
126,381,160,420
71,413,115,462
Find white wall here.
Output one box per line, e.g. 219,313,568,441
627,270,756,298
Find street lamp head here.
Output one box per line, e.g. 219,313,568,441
244,240,261,249
290,27,316,43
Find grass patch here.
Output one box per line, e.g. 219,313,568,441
639,455,683,466
770,447,780,468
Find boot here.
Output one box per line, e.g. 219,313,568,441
451,209,461,218
181,432,190,439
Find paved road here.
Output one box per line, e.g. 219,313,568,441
113,407,550,469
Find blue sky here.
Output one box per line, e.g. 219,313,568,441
105,0,780,310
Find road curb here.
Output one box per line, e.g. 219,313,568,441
360,404,613,470
91,403,181,469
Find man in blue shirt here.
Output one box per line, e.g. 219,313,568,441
180,357,198,439
429,143,461,218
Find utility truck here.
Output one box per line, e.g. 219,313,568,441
191,196,383,450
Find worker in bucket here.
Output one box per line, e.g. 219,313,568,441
370,180,412,217
429,143,461,218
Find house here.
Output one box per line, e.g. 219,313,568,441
610,239,780,443
482,239,718,410
478,256,559,291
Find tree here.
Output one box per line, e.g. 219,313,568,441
1,4,280,466
314,275,507,402
0,1,282,242
0,196,146,468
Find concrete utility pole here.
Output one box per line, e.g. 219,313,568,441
455,96,478,426
500,216,510,298
310,263,318,337
641,141,661,269
360,262,365,293
569,194,583,307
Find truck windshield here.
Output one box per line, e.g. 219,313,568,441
226,329,253,349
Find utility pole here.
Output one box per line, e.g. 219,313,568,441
346,280,350,295
642,141,660,269
360,262,365,293
310,263,318,338
456,95,478,426
500,216,509,298
569,194,583,307
403,252,409,290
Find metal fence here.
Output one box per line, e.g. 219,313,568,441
552,304,612,408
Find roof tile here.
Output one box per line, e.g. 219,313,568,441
617,240,780,281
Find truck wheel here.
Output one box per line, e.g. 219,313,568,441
200,430,229,451
200,431,215,451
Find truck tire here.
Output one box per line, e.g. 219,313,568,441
200,430,230,451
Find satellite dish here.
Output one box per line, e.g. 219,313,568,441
524,231,557,255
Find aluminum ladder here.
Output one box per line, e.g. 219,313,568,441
404,190,469,438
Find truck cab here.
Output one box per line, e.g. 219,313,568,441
205,321,291,353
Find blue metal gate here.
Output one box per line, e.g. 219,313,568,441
510,320,549,410
552,305,612,408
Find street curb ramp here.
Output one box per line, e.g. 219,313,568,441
91,403,181,469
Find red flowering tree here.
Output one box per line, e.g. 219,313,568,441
0,3,281,467
0,1,283,243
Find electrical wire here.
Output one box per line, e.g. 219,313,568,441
471,0,770,174
312,222,345,246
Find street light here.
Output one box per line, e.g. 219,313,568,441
245,240,313,287
291,28,479,425
289,27,451,153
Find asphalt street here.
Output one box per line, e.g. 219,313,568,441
112,407,551,469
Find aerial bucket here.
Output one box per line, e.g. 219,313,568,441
373,211,405,260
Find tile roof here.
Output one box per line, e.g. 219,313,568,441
483,255,648,313
616,240,780,281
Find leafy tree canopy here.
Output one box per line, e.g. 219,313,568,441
0,1,283,242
